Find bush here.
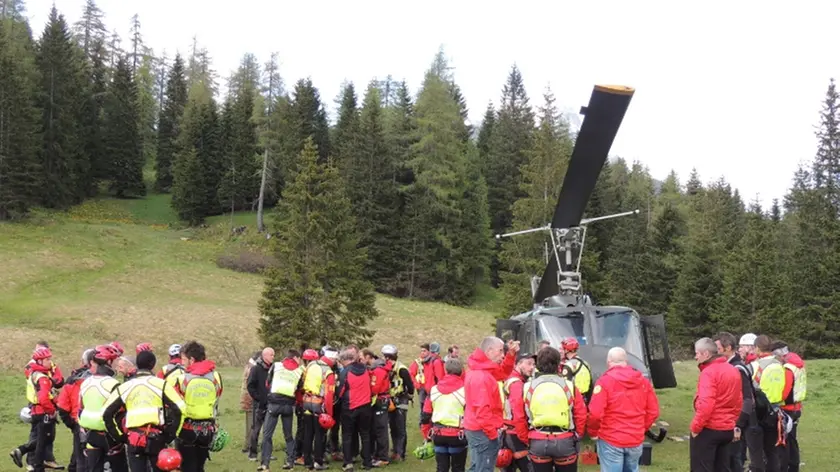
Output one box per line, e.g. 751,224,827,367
216,249,278,274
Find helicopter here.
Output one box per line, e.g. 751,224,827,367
493,85,678,397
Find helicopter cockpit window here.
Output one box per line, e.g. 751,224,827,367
591,310,645,361
537,314,586,350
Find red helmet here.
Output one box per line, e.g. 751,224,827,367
109,341,125,356
496,448,513,468
94,345,120,362
318,413,336,430
561,338,580,353
32,347,52,361
303,349,320,361
136,342,153,354
156,448,181,471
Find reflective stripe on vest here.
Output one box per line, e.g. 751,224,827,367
78,375,120,431
390,362,407,397
565,357,592,396
119,376,166,428
524,375,574,430
414,359,425,385
784,363,807,403
751,357,785,405
503,377,521,421
304,361,333,397
182,371,219,420
271,363,304,397
429,385,465,427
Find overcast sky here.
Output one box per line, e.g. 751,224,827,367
23,1,840,209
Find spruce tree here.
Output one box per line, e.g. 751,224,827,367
136,53,159,169
477,102,496,165
344,82,400,287
170,146,205,225
155,53,187,192
35,7,89,208
103,55,145,197
332,82,359,165
285,78,330,164
80,39,107,184
258,138,378,348
0,14,41,219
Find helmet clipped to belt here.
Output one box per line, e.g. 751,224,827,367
19,406,31,424
413,441,435,460
156,448,182,471
210,428,230,452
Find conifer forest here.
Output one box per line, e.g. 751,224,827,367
2,1,840,357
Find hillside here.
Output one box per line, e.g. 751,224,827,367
0,195,501,370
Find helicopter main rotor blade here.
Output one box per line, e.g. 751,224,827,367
534,85,634,304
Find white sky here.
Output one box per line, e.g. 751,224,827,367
24,1,840,209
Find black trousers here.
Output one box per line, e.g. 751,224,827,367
730,433,746,472
778,410,800,472
690,428,734,472
371,398,390,461
342,405,372,468
747,423,780,472
68,426,85,472
302,414,326,465
248,406,267,457
19,414,56,472
328,402,342,456
433,434,468,472
178,424,215,472
388,401,409,459
295,408,304,459
83,431,125,472
503,433,532,472
127,441,167,472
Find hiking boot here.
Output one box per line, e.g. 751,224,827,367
294,457,305,466
9,449,23,468
312,464,328,471
341,465,354,472
249,454,258,461
281,463,294,470
257,466,270,472
44,461,65,470
372,459,389,467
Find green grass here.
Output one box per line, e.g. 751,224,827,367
2,193,838,470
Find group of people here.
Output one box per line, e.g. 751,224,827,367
11,340,225,472
690,332,805,472
239,343,421,471
419,336,659,472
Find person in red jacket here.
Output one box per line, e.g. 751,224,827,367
420,359,467,472
366,351,394,466
338,348,374,470
23,341,64,470
587,347,659,472
501,352,535,472
690,337,743,472
12,347,58,472
56,348,96,472
464,336,517,472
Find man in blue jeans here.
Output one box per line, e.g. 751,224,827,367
587,347,660,472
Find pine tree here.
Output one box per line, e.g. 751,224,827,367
258,138,378,348
344,82,401,287
35,7,89,208
218,54,261,212
103,55,145,197
286,78,330,164
485,65,535,285
642,202,686,317
332,82,359,165
155,53,187,192
135,52,158,171
80,39,107,184
0,13,41,219
499,88,572,314
256,51,283,232
477,102,496,165
170,146,204,225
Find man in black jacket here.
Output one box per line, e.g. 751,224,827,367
715,332,755,472
247,347,274,461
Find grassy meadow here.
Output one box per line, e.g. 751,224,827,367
1,193,838,470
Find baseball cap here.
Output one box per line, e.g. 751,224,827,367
516,352,536,363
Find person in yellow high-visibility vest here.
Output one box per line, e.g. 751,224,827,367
77,345,127,472
300,348,335,470
748,335,784,472
261,349,304,471
101,350,185,472
171,341,224,472
560,338,593,403
420,359,468,472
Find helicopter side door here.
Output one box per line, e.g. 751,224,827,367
495,319,521,344
640,314,677,389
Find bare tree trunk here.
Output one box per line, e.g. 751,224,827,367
257,148,268,232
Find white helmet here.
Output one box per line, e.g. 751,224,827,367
739,333,757,346
168,344,182,357
19,406,31,423
381,344,398,356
